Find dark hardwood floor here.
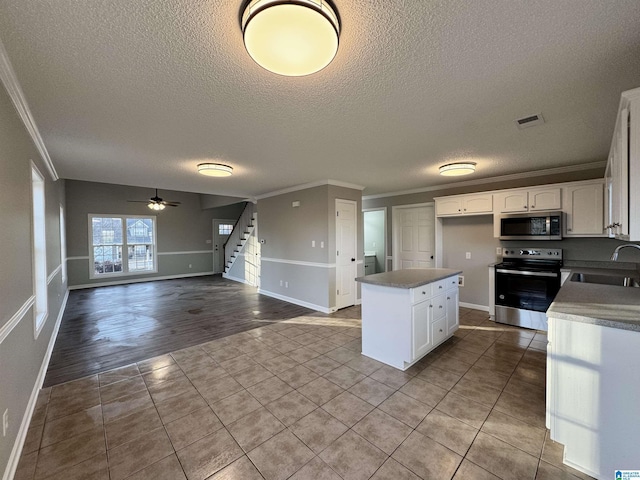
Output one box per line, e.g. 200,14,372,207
44,275,318,387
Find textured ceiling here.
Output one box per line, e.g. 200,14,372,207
1,0,640,197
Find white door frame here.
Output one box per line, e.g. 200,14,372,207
212,218,236,274
363,207,387,273
335,199,357,310
391,202,435,271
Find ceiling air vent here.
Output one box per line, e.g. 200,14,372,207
515,113,545,129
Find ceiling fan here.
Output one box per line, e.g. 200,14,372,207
128,188,180,210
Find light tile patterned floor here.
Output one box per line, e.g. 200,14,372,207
15,308,595,480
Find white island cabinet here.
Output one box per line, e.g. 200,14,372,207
546,270,640,480
356,269,461,371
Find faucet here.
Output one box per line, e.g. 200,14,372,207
610,244,640,261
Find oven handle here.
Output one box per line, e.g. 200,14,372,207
496,269,558,278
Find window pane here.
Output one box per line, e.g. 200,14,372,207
92,217,123,245
219,224,234,235
128,244,154,271
127,218,154,244
93,245,122,274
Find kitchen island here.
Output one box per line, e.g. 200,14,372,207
356,269,461,371
546,265,640,480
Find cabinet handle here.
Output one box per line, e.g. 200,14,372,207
438,285,443,289
439,305,443,309
439,329,443,333
531,205,535,209
524,206,527,209
422,291,426,295
568,228,572,232
447,297,450,300
429,305,433,308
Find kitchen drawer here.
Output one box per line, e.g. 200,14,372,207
410,284,431,304
432,317,447,346
431,293,446,320
431,278,449,296
444,275,459,290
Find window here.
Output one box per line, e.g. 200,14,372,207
218,223,234,235
31,164,48,336
89,215,157,278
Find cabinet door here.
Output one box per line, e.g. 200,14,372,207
564,182,605,236
412,301,431,360
463,194,493,214
446,289,459,335
496,191,528,213
436,197,463,216
529,187,561,211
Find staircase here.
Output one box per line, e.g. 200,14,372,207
223,202,256,275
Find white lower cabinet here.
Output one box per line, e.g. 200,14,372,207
361,274,459,370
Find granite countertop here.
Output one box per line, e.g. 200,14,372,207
548,265,640,332
356,268,462,289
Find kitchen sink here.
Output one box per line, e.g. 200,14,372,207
570,272,640,287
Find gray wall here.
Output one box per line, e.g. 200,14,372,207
65,180,244,287
0,82,67,477
442,216,500,307
257,184,362,311
364,210,385,273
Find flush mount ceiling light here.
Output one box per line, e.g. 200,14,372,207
197,163,233,177
241,0,340,76
439,162,477,176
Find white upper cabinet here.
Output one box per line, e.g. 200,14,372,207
563,180,606,237
494,187,561,213
606,87,640,241
435,193,493,216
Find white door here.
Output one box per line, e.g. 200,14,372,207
394,205,435,270
336,199,357,309
213,219,235,274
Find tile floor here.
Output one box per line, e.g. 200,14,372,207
14,307,595,480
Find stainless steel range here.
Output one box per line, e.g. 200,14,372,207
494,248,563,331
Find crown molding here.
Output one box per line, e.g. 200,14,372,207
256,179,365,200
0,39,58,181
363,161,607,200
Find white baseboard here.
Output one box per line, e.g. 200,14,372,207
69,271,215,290
222,273,256,286
3,289,68,480
460,302,489,312
258,289,333,314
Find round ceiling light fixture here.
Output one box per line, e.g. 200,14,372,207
439,162,477,176
241,0,340,76
197,163,234,177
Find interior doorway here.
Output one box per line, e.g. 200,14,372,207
213,219,236,274
363,208,386,275
392,203,435,270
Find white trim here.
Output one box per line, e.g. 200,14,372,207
460,302,489,312
258,288,335,314
0,296,35,345
157,250,213,256
67,256,90,261
47,264,62,285
261,257,336,269
222,273,253,285
68,271,215,290
256,179,365,200
2,289,68,480
363,161,607,200
0,40,58,181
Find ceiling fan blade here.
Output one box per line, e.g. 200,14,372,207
162,201,181,206
127,200,151,203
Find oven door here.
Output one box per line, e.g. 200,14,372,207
495,267,560,312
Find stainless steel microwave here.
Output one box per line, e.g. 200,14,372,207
499,212,563,240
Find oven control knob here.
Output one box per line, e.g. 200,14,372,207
499,295,505,299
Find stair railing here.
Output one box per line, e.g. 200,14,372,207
223,202,255,271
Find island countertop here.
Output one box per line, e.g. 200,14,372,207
356,268,462,289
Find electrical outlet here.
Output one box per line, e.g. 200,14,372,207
312,240,315,247
496,247,502,255
188,264,192,268
465,252,471,260
285,281,289,288
320,241,324,248
458,276,464,287
3,409,8,437
279,280,283,286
